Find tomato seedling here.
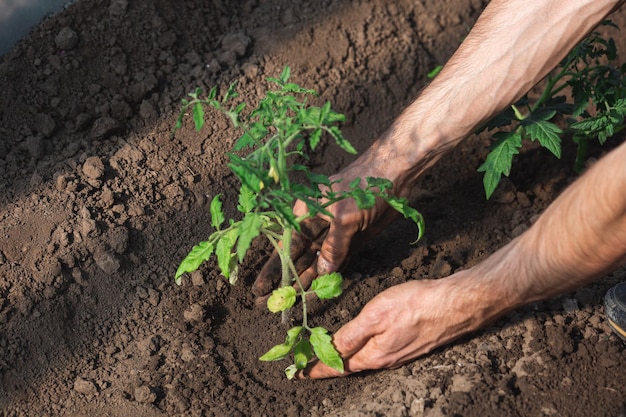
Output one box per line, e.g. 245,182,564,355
173,67,424,378
476,21,626,198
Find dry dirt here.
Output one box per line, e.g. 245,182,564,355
1,1,626,416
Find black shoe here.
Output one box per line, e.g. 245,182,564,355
604,282,626,341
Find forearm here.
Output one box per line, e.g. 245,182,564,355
463,141,626,324
361,0,622,195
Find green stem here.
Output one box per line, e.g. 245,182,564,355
280,227,293,324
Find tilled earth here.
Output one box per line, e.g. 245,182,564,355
0,1,625,416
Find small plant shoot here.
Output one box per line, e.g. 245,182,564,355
476,21,626,198
173,67,424,378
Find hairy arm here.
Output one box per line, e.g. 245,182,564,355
452,140,626,332
359,0,624,196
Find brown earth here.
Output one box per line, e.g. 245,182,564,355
1,1,626,416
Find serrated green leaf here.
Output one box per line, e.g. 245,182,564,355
524,120,562,158
260,326,303,362
328,126,357,154
216,228,238,279
175,240,215,283
570,117,604,132
305,170,332,188
293,339,314,370
323,107,346,124
309,128,322,150
267,286,298,313
366,176,393,192
309,327,344,374
233,132,255,151
350,187,376,209
280,66,291,83
222,82,239,103
192,102,205,131
210,194,225,230
237,184,256,213
477,132,522,199
310,272,343,299
236,213,262,262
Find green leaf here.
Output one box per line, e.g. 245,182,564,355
427,65,443,79
385,197,425,242
350,187,376,209
210,194,225,230
192,102,205,131
279,66,291,83
305,170,332,188
260,326,303,361
309,128,322,150
236,213,262,262
228,155,262,193
272,199,300,231
293,339,314,370
348,177,361,189
366,176,393,192
175,240,215,283
267,286,298,313
216,228,238,279
310,272,343,299
523,120,562,158
237,185,256,213
285,364,299,380
309,327,344,374
222,82,239,103
328,126,357,154
477,131,523,199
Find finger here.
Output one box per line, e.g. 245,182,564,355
297,359,351,380
317,221,353,275
252,250,282,297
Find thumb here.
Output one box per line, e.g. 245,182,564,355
317,221,353,275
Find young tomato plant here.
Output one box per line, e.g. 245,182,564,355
173,67,424,379
476,21,626,198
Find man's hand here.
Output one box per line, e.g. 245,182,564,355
296,274,494,379
252,157,405,300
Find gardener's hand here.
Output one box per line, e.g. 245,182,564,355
297,276,485,378
252,157,405,300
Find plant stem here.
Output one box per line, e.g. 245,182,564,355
280,227,293,324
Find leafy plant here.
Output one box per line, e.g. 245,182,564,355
477,21,626,198
173,67,424,378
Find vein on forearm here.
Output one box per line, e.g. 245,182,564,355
380,0,623,190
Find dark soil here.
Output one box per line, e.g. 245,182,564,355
1,1,625,416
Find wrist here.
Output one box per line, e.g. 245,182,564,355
359,117,451,198
449,242,530,329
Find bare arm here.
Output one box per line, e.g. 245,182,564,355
361,0,624,196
